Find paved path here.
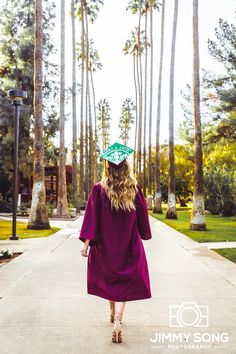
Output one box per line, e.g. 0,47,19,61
201,241,236,249
0,216,236,354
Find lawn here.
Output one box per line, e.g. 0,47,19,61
149,204,236,243
0,218,60,240
214,248,236,264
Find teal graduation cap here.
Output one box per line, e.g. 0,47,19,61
99,142,134,166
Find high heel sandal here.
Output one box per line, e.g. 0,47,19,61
112,313,122,343
109,301,123,323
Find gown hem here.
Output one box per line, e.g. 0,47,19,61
87,290,152,302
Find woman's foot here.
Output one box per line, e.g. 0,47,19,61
112,313,122,343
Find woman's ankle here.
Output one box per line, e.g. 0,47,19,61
114,313,122,320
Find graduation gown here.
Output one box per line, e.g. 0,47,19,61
78,182,152,302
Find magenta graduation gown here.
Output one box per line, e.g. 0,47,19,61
78,182,152,302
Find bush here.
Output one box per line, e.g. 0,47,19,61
204,167,236,216
0,198,12,212
0,248,13,259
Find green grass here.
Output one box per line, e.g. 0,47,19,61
214,248,236,264
149,204,236,243
0,218,60,240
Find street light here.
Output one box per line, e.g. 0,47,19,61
7,89,27,240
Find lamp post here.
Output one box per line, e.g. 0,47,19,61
7,89,27,240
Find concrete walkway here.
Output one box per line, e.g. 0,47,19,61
201,241,236,249
0,216,236,354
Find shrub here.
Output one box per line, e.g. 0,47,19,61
204,167,236,216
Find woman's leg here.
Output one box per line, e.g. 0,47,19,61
112,302,125,342
109,300,115,313
115,301,126,316
109,300,115,322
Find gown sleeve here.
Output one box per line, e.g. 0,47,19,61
78,183,101,246
135,184,152,240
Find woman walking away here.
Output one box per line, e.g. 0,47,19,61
78,142,152,343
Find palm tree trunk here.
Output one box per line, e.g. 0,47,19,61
28,0,50,229
88,88,93,191
154,0,165,214
84,15,89,200
90,70,97,183
137,10,143,187
190,0,206,230
84,7,93,194
143,11,148,197
85,85,89,199
166,0,178,219
79,0,85,201
71,0,79,213
57,0,70,218
135,52,140,176
125,120,128,145
148,2,153,200
133,54,138,176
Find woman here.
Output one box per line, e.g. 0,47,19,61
78,155,152,343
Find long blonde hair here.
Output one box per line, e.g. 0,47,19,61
100,159,138,212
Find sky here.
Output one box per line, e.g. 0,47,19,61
52,0,235,150
2,0,235,149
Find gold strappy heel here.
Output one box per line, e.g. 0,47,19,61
112,313,122,343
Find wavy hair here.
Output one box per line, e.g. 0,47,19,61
100,159,138,212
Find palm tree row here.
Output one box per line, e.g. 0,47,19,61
124,0,206,229
27,0,206,232
76,0,103,200
123,27,145,177
27,0,103,228
125,0,159,193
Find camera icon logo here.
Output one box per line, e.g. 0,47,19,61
169,302,209,328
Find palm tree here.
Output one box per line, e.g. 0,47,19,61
88,42,102,182
79,0,85,201
56,0,70,217
27,0,50,230
190,0,206,230
84,3,93,196
127,0,147,186
137,8,143,186
123,26,145,182
119,98,135,145
154,0,165,214
123,31,139,175
77,39,102,183
141,0,159,203
148,0,155,200
143,3,148,197
97,98,111,151
166,0,178,219
76,0,104,198
71,0,79,213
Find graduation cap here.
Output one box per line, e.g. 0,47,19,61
99,142,134,169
